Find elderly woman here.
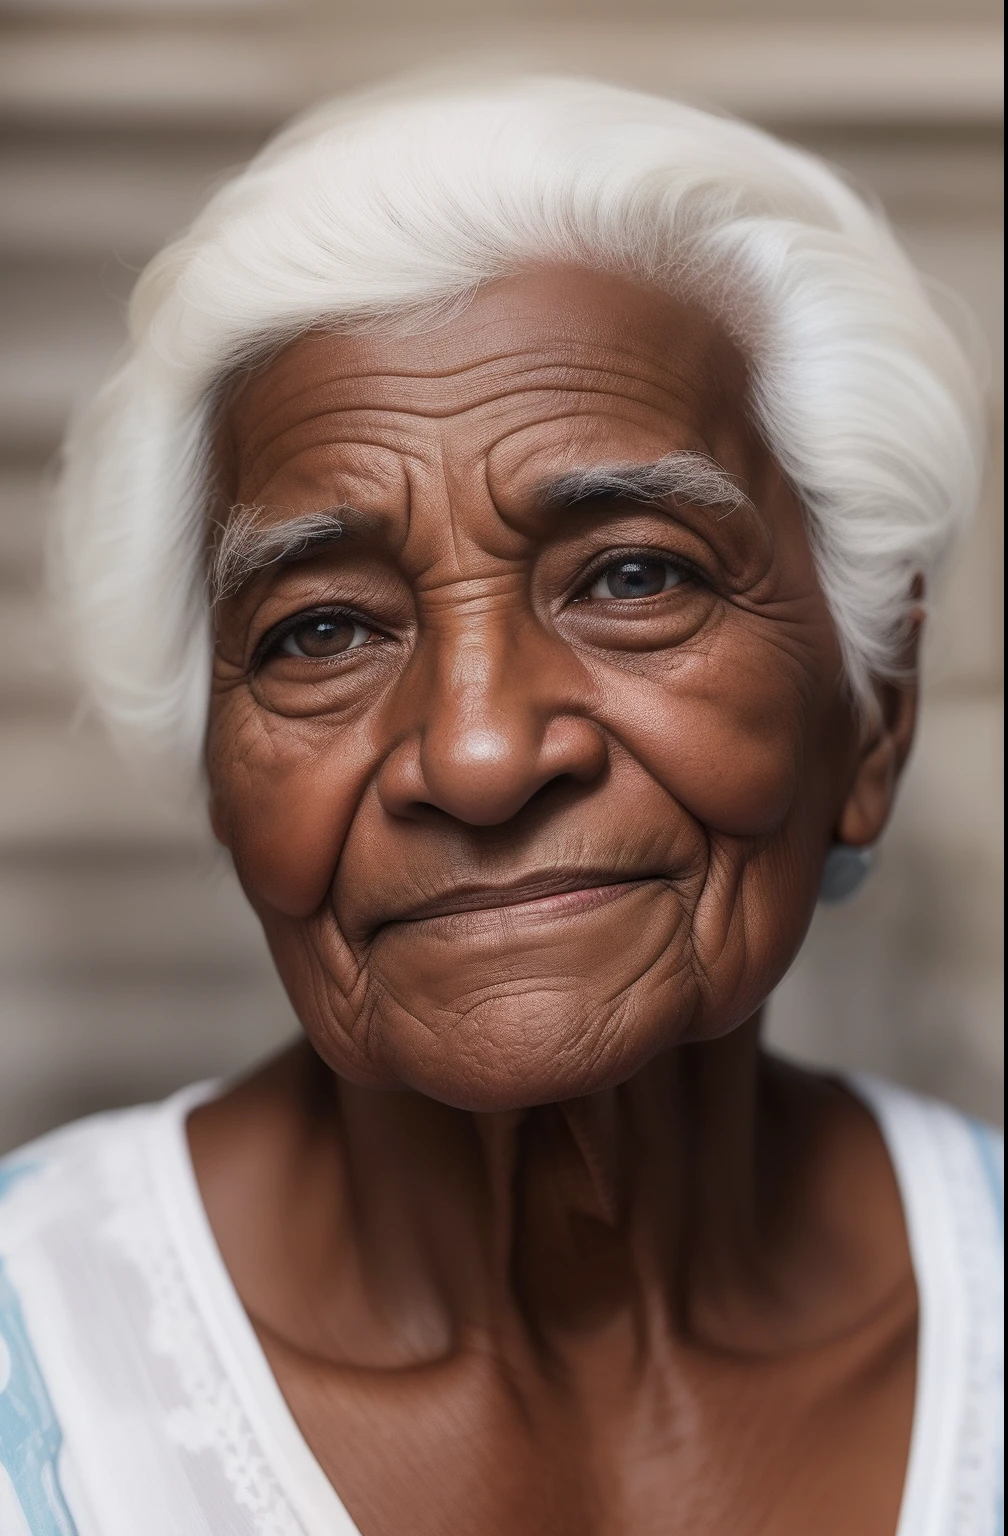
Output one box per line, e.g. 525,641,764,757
0,77,1001,1536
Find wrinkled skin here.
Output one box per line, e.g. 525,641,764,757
192,268,920,1535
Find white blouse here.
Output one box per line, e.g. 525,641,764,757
0,1076,1002,1536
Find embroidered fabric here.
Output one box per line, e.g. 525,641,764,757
0,1103,355,1536
98,1121,310,1536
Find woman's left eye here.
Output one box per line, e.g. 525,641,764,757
587,557,684,601
278,615,374,658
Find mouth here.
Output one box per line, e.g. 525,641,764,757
388,870,665,926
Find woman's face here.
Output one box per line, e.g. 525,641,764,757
207,268,892,1111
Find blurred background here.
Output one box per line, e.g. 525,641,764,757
0,0,1002,1153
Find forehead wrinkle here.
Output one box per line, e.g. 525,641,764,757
240,334,714,409
226,335,755,555
482,408,727,506
231,352,723,463
238,380,718,492
234,422,422,507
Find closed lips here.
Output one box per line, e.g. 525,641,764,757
386,872,663,924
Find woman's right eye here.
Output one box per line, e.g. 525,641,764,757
276,615,375,659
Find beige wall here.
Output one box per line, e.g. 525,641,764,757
0,2,1002,1152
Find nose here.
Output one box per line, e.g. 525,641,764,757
375,616,608,827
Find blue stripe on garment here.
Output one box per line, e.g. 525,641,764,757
0,1163,79,1536
970,1119,1005,1240
968,1122,1004,1536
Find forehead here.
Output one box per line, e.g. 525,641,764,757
220,267,757,511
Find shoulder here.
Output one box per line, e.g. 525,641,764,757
0,1087,218,1532
1,1103,143,1254
850,1074,1002,1300
0,1094,190,1259
0,1100,158,1528
0,1086,221,1373
0,1084,222,1291
0,1086,220,1336
851,1073,1002,1235
851,1076,1002,1536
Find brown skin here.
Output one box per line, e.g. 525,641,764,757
192,268,920,1534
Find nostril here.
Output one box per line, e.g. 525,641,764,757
523,770,601,816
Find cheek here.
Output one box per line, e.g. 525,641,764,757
208,698,373,917
595,649,810,838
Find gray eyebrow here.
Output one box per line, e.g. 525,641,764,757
539,452,754,517
209,505,351,604
210,453,753,603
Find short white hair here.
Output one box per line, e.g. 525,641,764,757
54,75,984,792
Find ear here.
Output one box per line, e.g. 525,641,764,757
836,593,923,848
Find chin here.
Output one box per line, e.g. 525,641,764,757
270,888,731,1109
317,979,697,1112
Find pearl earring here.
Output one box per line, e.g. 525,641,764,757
819,844,874,903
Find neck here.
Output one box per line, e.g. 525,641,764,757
190,1016,828,1372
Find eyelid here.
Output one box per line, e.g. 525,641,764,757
251,604,380,669
575,545,707,598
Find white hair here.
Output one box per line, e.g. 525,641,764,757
53,74,984,793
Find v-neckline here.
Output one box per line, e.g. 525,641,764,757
153,1075,966,1536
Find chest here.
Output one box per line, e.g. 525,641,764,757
261,1316,917,1536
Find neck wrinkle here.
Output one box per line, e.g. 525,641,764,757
373,1019,759,1357
327,1013,767,1362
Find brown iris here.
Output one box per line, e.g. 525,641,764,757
282,615,365,658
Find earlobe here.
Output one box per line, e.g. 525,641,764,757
835,721,902,847
819,843,874,902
